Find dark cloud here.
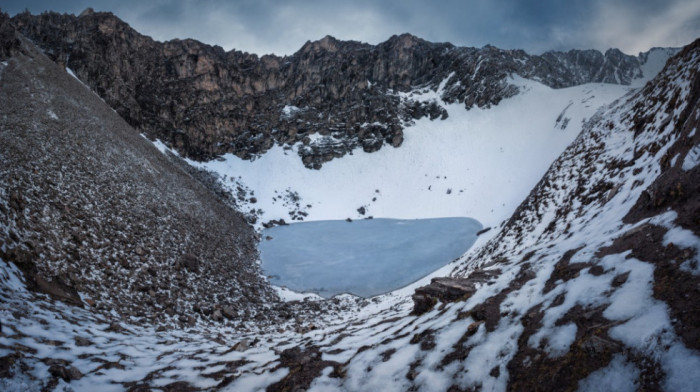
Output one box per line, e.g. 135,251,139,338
2,0,699,55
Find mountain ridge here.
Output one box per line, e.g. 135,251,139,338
6,9,678,168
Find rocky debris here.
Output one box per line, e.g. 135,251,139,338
10,11,663,168
177,253,200,273
506,305,625,391
0,353,21,379
47,359,83,381
263,219,288,228
542,247,586,293
220,305,237,320
412,270,498,315
74,336,91,347
0,32,277,326
267,346,341,392
160,381,198,392
598,223,700,351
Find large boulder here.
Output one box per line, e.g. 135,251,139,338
412,270,498,315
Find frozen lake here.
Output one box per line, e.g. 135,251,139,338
259,217,482,298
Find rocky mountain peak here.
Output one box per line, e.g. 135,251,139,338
385,32,428,49
301,34,342,53
78,7,95,18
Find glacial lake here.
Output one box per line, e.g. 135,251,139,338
258,217,482,298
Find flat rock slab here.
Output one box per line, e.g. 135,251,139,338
412,270,498,315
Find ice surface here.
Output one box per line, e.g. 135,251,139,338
259,218,482,297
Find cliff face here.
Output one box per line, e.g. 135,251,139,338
12,10,657,168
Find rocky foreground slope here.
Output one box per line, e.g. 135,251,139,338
9,9,675,168
0,8,698,392
0,23,284,327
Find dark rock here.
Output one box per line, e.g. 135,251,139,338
357,206,366,215
221,305,236,319
49,364,83,381
0,354,19,378
74,336,91,347
476,227,492,236
106,322,124,332
612,271,630,287
268,346,341,391
161,381,198,392
580,335,621,355
33,274,82,306
412,274,492,315
178,253,200,273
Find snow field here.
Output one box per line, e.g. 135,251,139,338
187,77,634,231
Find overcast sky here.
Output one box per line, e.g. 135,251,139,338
3,0,699,56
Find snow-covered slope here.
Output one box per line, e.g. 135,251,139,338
185,77,635,230
297,38,700,391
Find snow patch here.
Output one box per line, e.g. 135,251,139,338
682,144,700,171
272,285,323,302
149,138,180,156
66,68,90,90
663,226,700,274
281,105,302,118
577,355,639,392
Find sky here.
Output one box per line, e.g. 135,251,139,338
3,0,699,56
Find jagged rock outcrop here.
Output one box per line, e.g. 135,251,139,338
10,10,664,168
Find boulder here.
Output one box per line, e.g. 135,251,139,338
178,253,199,273
412,270,498,315
221,305,236,320
48,362,83,381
